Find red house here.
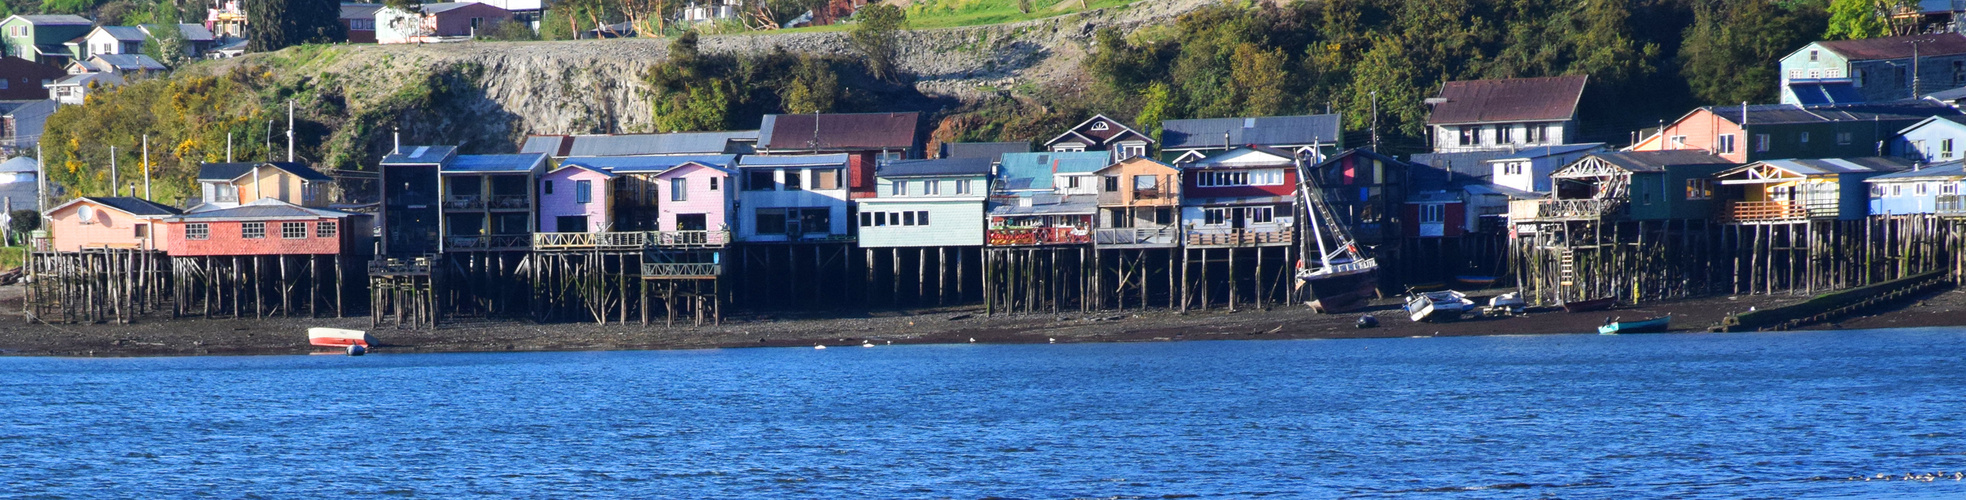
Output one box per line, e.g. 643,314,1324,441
1177,146,1299,247
163,199,372,256
755,112,920,199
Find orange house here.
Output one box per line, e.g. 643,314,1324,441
163,199,371,256
43,196,182,252
1631,107,1749,163
1092,156,1183,248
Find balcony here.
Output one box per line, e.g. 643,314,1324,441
367,257,433,276
532,230,733,250
446,234,531,251
1510,198,1627,222
489,194,531,210
1093,225,1182,248
652,230,730,247
1939,195,1966,217
444,195,485,210
1186,227,1295,247
1721,200,1808,223
987,227,1092,246
641,262,722,279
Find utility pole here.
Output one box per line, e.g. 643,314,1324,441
1369,90,1379,152
287,99,295,162
109,145,117,195
1908,37,1935,99
142,134,150,199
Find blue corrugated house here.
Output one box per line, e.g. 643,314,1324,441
858,157,991,248
987,152,1109,246
1865,160,1966,216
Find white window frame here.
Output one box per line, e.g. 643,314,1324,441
317,220,338,238
186,223,209,240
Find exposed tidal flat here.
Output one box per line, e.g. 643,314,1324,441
4,327,1966,498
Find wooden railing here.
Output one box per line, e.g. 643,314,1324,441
1938,194,1966,216
367,257,433,276
642,262,721,278
533,230,731,250
1723,200,1808,222
987,227,1092,246
489,194,530,210
1187,227,1295,247
444,195,484,210
447,234,531,251
1093,225,1181,246
1512,198,1626,221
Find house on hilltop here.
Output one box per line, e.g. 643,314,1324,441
0,15,92,66
1780,32,1966,106
1425,75,1587,154
376,2,516,44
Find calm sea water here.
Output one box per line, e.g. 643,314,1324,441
4,328,1966,498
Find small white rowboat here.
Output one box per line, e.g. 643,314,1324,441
308,328,374,348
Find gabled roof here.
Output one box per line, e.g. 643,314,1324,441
1427,75,1588,125
1868,160,1966,181
47,72,123,87
442,153,547,173
1583,150,1733,173
381,145,458,165
1186,145,1299,170
1898,114,1966,135
340,3,384,19
90,53,167,72
1695,100,1958,126
1161,114,1342,150
49,196,181,217
1310,148,1407,172
878,157,992,178
141,23,216,42
1723,157,1914,178
1814,32,1966,62
939,141,1030,162
996,151,1109,191
652,161,735,178
1925,85,1966,103
0,156,36,173
6,15,92,25
198,162,334,182
559,154,737,173
546,162,615,179
1044,114,1153,147
174,198,355,220
758,112,919,151
91,26,147,42
736,153,851,168
1093,156,1177,175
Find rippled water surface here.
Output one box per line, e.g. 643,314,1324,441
6,328,1966,498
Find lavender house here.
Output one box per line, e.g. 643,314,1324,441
538,163,612,233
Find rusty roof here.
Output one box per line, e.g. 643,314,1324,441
1426,75,1588,125
758,112,920,152
1815,32,1966,61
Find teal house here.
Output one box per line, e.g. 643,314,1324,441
1,15,92,66
856,157,992,247
1524,151,1736,222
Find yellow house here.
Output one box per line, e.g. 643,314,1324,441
192,161,335,212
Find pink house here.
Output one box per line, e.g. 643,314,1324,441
653,162,734,233
42,196,182,252
538,163,612,232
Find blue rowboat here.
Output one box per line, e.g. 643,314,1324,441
1599,316,1670,335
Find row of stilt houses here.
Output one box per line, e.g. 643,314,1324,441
33,32,1966,327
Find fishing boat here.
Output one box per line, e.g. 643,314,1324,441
1294,157,1380,313
1405,290,1475,322
307,327,374,348
1484,292,1527,316
1599,316,1670,334
1564,297,1612,312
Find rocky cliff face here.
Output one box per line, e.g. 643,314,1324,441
205,0,1206,162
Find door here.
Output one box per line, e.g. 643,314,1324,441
556,215,588,233
1231,207,1247,230
676,214,707,231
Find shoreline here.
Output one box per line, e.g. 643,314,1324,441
4,286,1964,358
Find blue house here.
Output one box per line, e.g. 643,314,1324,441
1865,160,1966,216
987,151,1109,246
1711,157,1911,222
1893,115,1966,162
858,157,991,248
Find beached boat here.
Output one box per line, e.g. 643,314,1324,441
307,327,373,348
1484,292,1527,316
1294,160,1380,313
1560,296,1615,313
1405,290,1475,322
1599,316,1670,335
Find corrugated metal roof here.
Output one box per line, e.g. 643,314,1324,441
1161,114,1342,149
1817,32,1966,61
1926,85,1966,102
86,196,181,216
879,157,991,178
92,53,166,71
560,154,737,173
1587,150,1733,173
759,112,919,151
520,135,567,155
175,199,355,220
382,145,458,164
1744,157,1914,177
1702,101,1958,125
939,141,1030,162
16,15,91,24
1868,160,1966,181
0,156,37,173
1427,75,1587,125
987,193,1099,216
1788,80,1866,106
340,3,383,19
567,130,757,156
997,152,1109,191
737,153,851,168
95,26,146,42
442,153,546,173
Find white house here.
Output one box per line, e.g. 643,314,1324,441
734,153,852,242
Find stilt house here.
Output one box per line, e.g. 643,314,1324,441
1712,157,1911,222
986,152,1106,246
1091,156,1182,248
734,154,852,242
1865,160,1966,216
858,157,991,247
43,196,181,252
1178,146,1301,248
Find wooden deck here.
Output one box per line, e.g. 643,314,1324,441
1185,228,1294,247
532,230,731,251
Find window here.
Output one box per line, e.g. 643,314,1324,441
709,177,720,191
1686,179,1713,200
924,180,940,195
1918,183,1929,196
1104,176,1120,192
1526,124,1544,143
1945,139,1955,159
1955,61,1964,85
875,212,888,226
317,220,338,238
1119,143,1146,159
1872,185,1883,197
282,222,306,239
1945,183,1960,195
575,180,591,203
955,179,970,195
1498,125,1514,144
1857,69,1867,88
1090,121,1109,131
1670,135,1687,147
917,211,929,226
215,184,239,202
1808,49,1818,62
1419,204,1444,223
1837,132,1854,145
1799,132,1810,144
813,169,839,190
1249,206,1274,224
1459,127,1476,146
746,170,775,191
784,169,803,191
1066,176,1082,189
1204,208,1227,225
1134,175,1157,191
902,211,915,225
671,178,688,201
1754,133,1770,152
242,222,265,239
1914,140,1927,158
799,208,830,234
1717,134,1736,154
186,223,209,240
755,209,787,235
543,181,553,195
1893,185,1903,197
1197,171,1251,187
859,212,874,227
893,180,908,196
133,223,148,238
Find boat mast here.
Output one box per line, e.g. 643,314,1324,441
1296,154,1334,270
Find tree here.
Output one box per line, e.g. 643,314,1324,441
1230,43,1290,117
1681,0,1826,104
7,209,40,243
1134,82,1173,142
248,0,345,51
144,11,191,67
780,55,839,114
646,31,735,131
1824,0,1888,40
850,4,908,82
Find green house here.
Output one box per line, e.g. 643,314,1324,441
1531,151,1737,221
1,15,92,66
